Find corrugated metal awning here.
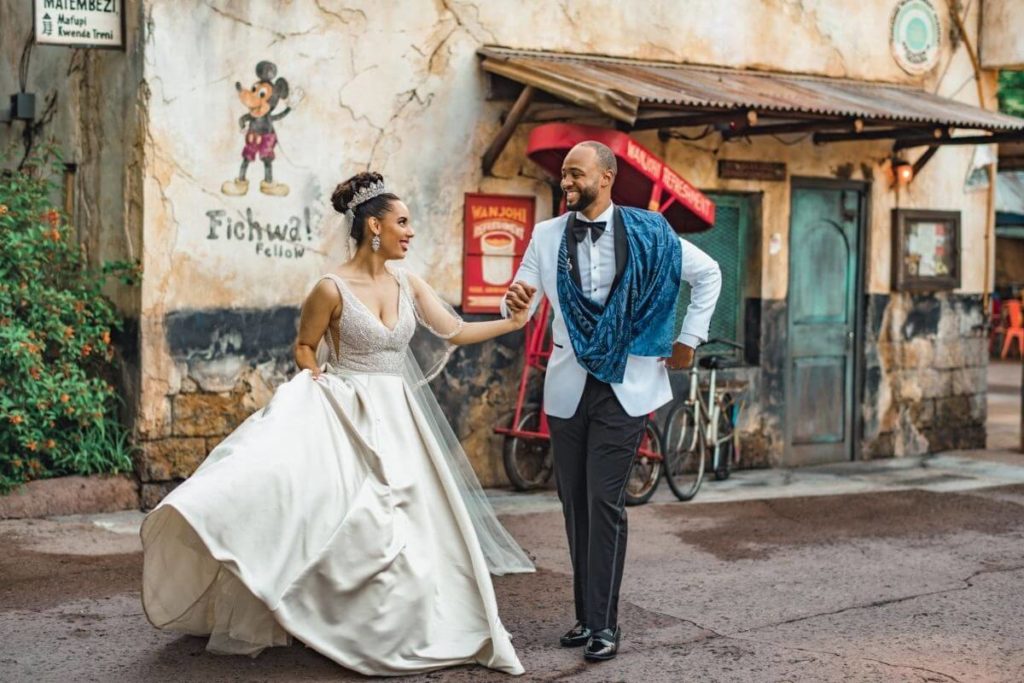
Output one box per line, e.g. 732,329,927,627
479,46,1024,133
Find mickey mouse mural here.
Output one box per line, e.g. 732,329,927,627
221,61,292,197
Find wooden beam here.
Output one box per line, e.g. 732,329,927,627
814,126,947,144
723,118,864,139
525,104,602,122
894,130,1024,150
910,145,940,178
632,108,756,131
481,85,535,175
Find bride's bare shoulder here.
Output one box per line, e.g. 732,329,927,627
305,276,343,309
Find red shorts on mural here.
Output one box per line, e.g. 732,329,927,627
243,132,277,161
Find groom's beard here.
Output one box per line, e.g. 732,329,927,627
565,182,599,212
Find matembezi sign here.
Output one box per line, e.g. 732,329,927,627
462,194,535,314
34,0,125,49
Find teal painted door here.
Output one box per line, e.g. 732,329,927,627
786,186,862,465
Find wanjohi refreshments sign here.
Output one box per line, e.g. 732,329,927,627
35,0,124,49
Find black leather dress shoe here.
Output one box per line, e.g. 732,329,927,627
583,626,621,661
559,622,592,647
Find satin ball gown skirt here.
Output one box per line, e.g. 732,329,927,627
141,370,524,676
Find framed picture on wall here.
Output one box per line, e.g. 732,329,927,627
891,209,961,291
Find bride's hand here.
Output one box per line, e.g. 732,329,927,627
510,303,531,329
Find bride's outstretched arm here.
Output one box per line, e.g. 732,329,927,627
406,272,534,345
294,279,341,377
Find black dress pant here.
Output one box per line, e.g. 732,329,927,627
548,374,647,631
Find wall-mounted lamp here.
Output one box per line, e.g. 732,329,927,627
891,156,914,187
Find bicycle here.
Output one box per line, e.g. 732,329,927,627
661,339,746,502
498,297,664,506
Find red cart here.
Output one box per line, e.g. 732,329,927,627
494,297,665,506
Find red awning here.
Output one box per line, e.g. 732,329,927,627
526,123,715,232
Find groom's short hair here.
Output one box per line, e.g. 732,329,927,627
579,141,617,177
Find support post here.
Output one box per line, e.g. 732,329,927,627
482,86,535,176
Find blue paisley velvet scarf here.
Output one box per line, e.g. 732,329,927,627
556,207,682,384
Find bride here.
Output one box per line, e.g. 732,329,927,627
140,172,537,676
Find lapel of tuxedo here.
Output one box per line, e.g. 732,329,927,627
563,212,583,289
609,206,629,296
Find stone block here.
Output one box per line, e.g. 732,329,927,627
933,395,973,426
136,437,208,482
135,396,173,439
951,367,986,396
864,431,894,459
908,399,934,428
933,339,965,369
969,393,987,422
962,338,989,367
141,481,181,510
898,368,952,401
172,391,251,437
898,338,934,369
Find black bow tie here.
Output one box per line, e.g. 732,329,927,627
572,219,606,243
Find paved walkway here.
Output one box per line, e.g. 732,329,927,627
1,362,1021,681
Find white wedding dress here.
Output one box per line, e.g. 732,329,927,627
141,269,532,676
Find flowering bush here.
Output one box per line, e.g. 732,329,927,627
0,150,140,493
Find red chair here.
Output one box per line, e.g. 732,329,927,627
1001,300,1024,360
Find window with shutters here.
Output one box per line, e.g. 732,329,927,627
675,193,754,359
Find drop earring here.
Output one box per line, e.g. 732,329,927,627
371,234,381,252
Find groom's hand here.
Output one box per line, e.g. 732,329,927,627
504,281,536,314
662,342,695,371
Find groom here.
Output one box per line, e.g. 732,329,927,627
503,141,721,661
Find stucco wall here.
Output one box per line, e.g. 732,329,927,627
127,0,1000,491
980,0,1024,69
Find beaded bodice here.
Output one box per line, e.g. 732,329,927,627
320,272,416,375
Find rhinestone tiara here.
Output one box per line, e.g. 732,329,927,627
348,179,387,212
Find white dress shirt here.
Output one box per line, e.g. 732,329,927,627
500,207,722,417
574,202,720,349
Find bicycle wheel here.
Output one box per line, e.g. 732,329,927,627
663,401,705,501
502,403,554,491
624,419,662,506
713,393,736,481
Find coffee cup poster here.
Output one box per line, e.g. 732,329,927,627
461,194,535,313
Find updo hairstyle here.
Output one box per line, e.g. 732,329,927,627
330,171,400,245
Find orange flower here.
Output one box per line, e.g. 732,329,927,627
0,204,8,216
64,326,74,339
101,330,111,344
60,393,70,403
45,440,55,449
81,344,92,356
65,406,74,415
25,441,37,452
8,414,23,425
28,459,43,473
43,209,59,227
28,367,41,380
48,228,61,241
74,301,85,313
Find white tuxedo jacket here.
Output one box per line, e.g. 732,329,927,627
502,207,722,419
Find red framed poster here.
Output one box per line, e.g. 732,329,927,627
462,193,535,313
